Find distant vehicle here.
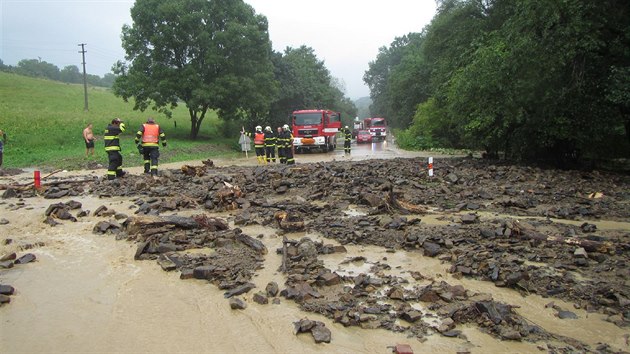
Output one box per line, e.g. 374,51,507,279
291,109,341,153
352,119,364,138
356,129,372,144
363,117,387,141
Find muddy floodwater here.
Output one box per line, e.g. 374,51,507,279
1,140,629,354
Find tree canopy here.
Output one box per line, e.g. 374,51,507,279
367,0,630,164
113,0,277,139
267,45,357,130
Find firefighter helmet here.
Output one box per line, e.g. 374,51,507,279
255,125,262,131
265,126,271,132
283,124,289,130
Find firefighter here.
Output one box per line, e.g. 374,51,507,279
341,125,352,154
276,127,285,163
104,118,127,180
254,125,266,164
264,126,276,163
281,124,295,165
135,117,167,176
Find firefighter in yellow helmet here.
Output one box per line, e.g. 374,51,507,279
135,117,167,176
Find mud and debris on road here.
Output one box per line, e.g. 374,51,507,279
1,154,629,353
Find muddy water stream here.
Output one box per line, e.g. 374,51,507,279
1,142,629,353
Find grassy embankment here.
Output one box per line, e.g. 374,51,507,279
0,72,242,171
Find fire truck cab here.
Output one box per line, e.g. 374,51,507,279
291,109,341,153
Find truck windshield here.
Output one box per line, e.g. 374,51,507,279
294,113,322,125
371,119,386,127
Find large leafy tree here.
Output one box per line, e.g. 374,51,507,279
268,46,356,129
113,0,277,139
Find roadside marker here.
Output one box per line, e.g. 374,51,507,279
34,170,41,189
428,157,433,177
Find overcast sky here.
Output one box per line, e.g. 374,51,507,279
1,0,436,99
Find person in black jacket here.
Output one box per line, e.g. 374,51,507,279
104,118,127,180
264,126,276,163
341,126,352,154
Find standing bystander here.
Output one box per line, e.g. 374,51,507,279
83,123,96,157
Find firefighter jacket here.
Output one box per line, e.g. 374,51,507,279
343,128,352,140
264,131,276,147
136,123,166,147
104,123,126,151
280,130,294,148
254,132,265,148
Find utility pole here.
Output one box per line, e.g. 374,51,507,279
78,43,89,111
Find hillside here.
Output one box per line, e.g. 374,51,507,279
354,96,372,119
0,72,234,170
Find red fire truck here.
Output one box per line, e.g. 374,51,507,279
291,109,341,152
363,117,387,141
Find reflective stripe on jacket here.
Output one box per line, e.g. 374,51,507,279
264,132,276,147
104,124,124,151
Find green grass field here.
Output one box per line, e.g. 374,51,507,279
0,72,243,171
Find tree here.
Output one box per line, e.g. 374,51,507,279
15,59,60,81
268,46,356,129
60,65,82,84
112,0,277,139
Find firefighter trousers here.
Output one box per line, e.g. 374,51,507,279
142,146,160,175
107,151,124,180
265,146,276,163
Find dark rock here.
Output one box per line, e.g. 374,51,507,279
422,242,441,257
14,253,36,264
0,252,16,262
401,310,422,323
134,241,150,260
557,310,578,319
93,205,108,216
311,324,332,343
2,188,18,199
499,327,522,340
65,200,82,209
266,281,279,297
157,255,177,271
387,287,405,300
0,284,15,295
0,294,10,304
224,282,256,298
0,261,14,269
180,268,194,279
43,216,61,226
441,330,462,338
318,272,341,286
0,218,9,225
253,292,269,305
229,297,247,310
460,214,478,224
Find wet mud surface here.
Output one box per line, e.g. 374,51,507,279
1,151,629,353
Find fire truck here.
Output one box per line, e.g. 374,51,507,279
363,117,387,141
291,109,341,153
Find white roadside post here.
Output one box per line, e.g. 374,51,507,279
428,157,434,177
